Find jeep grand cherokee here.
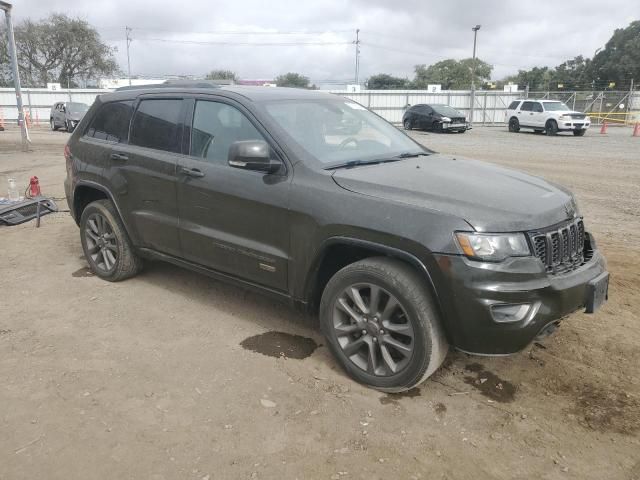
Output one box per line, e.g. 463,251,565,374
64,82,609,392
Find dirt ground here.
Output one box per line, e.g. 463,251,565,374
1,124,639,480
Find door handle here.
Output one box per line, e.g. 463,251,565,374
179,167,205,178
110,152,128,161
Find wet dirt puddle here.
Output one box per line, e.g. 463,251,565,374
463,362,517,403
240,331,318,359
72,267,94,277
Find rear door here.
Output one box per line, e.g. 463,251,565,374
175,97,291,291
106,96,186,257
519,101,535,127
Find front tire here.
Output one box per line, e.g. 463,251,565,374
403,118,412,130
432,122,443,133
573,129,586,136
545,120,559,136
80,199,142,282
50,119,58,131
66,120,75,133
319,257,448,392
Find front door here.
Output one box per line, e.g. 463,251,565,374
176,98,291,291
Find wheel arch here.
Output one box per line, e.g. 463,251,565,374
303,237,446,322
72,182,136,244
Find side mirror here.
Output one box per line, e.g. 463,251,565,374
228,140,281,174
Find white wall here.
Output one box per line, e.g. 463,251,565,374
0,88,111,123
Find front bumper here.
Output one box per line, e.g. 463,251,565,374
441,122,471,131
430,244,607,354
559,119,590,130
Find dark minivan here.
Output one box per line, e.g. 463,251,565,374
64,82,608,392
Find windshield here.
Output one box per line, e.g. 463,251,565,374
431,105,464,117
67,102,89,114
543,102,570,111
261,99,426,167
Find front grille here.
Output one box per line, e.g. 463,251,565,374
528,218,586,274
451,117,466,124
573,123,584,128
570,114,586,120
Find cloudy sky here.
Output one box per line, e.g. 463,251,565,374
12,0,639,85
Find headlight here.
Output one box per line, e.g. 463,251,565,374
585,116,591,122
558,115,568,120
441,117,451,122
455,232,530,261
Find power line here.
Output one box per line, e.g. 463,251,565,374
136,37,352,47
118,27,353,36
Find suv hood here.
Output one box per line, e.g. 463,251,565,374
331,155,575,232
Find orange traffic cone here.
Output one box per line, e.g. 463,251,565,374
0,108,4,129
633,123,640,137
599,121,608,134
35,110,40,126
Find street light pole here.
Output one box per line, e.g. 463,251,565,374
126,26,132,86
1,0,30,151
470,24,481,125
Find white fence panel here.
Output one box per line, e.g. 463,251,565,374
0,88,111,122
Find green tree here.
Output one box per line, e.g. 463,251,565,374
0,14,118,87
412,58,492,90
501,66,554,91
589,21,640,88
275,72,310,88
366,73,410,89
205,69,238,82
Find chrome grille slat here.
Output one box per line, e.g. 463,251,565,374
529,218,586,274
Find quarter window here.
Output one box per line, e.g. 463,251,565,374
190,101,267,163
130,99,183,153
85,101,134,143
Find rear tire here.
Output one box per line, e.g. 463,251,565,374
79,199,142,282
508,117,520,132
319,257,448,392
573,129,586,136
545,120,558,136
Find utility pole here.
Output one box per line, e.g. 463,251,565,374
126,26,132,86
469,24,481,125
354,28,360,86
0,1,29,151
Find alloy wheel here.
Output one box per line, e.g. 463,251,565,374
84,213,118,272
332,283,415,376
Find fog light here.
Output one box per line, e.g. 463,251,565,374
490,303,533,323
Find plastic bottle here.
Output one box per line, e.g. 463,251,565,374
7,178,19,201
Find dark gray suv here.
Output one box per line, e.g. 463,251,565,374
50,101,89,132
64,82,609,392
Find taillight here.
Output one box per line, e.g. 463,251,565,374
64,144,72,171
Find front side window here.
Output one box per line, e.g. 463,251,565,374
190,101,267,163
532,103,543,113
508,101,520,110
262,99,424,167
85,100,134,143
130,99,183,153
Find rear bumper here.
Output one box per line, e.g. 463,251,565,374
430,243,607,355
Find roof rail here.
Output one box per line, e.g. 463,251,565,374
114,79,223,91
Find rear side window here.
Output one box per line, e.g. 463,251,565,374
86,101,134,143
520,101,534,112
130,99,183,153
508,101,520,110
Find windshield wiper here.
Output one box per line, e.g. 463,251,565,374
394,151,430,158
325,158,401,170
